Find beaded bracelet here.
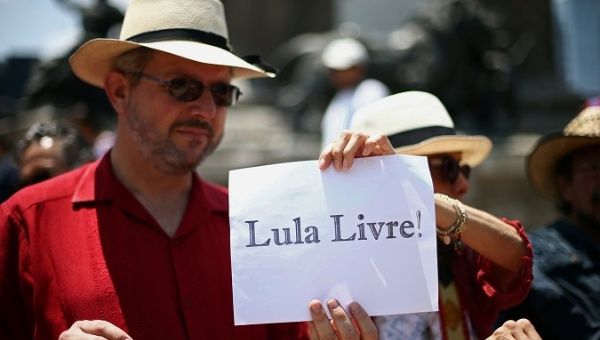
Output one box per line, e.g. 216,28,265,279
435,193,468,251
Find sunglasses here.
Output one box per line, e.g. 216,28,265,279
139,73,242,107
428,156,471,184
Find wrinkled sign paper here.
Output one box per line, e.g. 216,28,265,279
229,154,438,325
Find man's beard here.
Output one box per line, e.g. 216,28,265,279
127,105,219,175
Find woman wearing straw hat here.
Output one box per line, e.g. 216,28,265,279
319,91,533,339
499,105,600,339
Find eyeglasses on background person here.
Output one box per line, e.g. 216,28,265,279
428,156,471,184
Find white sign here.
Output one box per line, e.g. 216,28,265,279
229,154,438,325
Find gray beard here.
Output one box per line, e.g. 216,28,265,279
126,104,217,176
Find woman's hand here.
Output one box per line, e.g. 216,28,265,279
319,131,395,171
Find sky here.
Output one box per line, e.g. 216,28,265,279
0,0,128,61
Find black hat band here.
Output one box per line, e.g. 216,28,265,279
127,28,231,52
387,126,456,148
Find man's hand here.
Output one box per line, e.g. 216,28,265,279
319,131,395,171
487,319,542,340
308,299,378,340
59,320,133,340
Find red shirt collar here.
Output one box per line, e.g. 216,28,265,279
71,152,228,214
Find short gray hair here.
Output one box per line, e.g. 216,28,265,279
114,47,155,85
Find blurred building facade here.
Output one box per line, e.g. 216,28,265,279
551,0,600,97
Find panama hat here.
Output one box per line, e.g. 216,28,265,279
350,91,492,166
321,38,368,70
69,0,273,88
527,106,600,200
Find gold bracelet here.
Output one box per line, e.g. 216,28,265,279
435,194,468,249
451,198,467,252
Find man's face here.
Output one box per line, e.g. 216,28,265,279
124,51,231,175
560,147,600,228
328,66,364,89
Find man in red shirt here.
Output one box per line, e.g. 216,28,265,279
0,0,377,339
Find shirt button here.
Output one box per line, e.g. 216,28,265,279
184,298,192,307
172,239,180,246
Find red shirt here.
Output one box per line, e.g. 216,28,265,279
0,153,306,340
452,219,533,338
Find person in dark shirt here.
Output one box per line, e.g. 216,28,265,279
499,105,600,339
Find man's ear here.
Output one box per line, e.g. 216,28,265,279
104,71,130,116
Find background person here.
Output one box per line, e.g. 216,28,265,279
331,91,533,339
320,37,389,149
15,121,93,188
499,105,600,339
0,135,19,202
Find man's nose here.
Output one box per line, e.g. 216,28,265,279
188,89,217,119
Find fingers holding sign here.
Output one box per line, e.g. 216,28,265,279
308,299,378,340
319,131,395,171
486,319,542,340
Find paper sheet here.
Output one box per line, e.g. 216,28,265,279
229,154,438,325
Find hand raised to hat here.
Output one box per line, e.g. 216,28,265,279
59,320,133,340
319,131,395,171
308,299,378,340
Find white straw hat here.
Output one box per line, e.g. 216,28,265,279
527,106,600,200
321,38,368,71
69,0,273,88
351,91,492,167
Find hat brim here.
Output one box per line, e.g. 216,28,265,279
393,135,492,167
69,38,273,88
527,134,600,200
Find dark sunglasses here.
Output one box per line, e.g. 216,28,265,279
139,73,242,107
428,156,471,184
